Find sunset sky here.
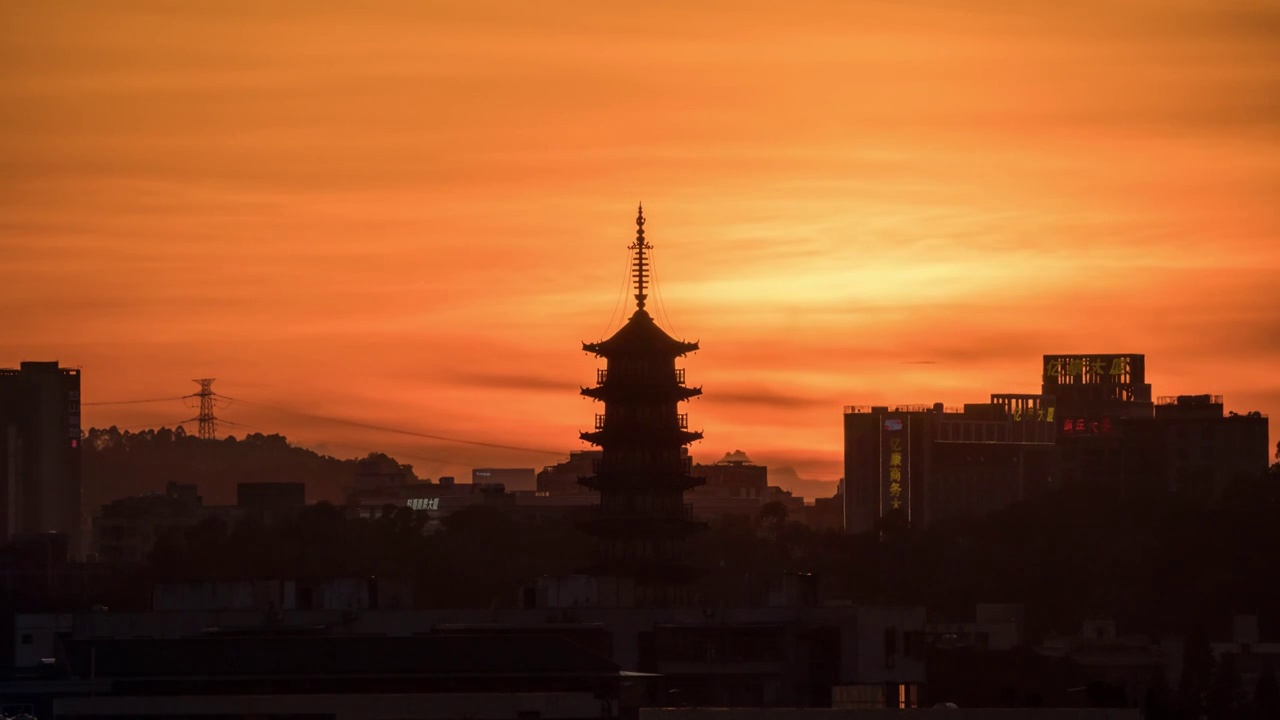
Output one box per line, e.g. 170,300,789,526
2,1,1278,491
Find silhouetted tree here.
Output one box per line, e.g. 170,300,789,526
755,501,789,540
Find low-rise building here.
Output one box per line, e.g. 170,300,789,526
91,482,306,565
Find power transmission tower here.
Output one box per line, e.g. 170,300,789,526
192,378,217,440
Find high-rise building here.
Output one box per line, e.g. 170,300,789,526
578,205,705,606
843,354,1270,533
0,361,83,556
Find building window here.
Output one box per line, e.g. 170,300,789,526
20,633,33,645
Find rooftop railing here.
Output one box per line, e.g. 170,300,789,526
1157,395,1223,406
844,404,962,414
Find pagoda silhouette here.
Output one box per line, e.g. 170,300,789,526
579,204,706,606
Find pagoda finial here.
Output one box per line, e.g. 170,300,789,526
629,203,651,311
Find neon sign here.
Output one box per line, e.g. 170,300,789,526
407,498,440,511
1060,418,1113,436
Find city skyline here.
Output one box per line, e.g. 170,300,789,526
3,1,1278,482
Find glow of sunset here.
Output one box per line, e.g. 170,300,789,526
3,1,1278,494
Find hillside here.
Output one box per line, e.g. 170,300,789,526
83,426,417,510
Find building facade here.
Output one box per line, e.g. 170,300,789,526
538,450,603,495
473,467,537,491
844,400,1057,533
690,451,768,499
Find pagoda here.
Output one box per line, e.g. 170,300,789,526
579,205,706,606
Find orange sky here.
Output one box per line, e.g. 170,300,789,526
2,0,1278,491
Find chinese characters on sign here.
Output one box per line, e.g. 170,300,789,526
1043,356,1131,383
1059,418,1113,436
1011,406,1056,422
888,438,903,510
407,498,440,511
883,417,907,513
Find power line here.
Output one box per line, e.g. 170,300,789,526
234,399,565,456
84,386,569,458
83,396,184,406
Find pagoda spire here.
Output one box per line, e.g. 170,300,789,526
629,203,651,311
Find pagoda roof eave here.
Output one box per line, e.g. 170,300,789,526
580,385,701,401
579,429,703,445
582,310,698,358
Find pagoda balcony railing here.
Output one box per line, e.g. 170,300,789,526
597,369,608,385
595,413,607,430
677,413,688,430
675,368,686,385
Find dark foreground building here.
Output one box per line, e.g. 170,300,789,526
1,631,634,719
844,354,1270,532
0,361,82,556
6,596,928,714
578,206,706,606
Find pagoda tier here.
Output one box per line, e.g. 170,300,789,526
577,204,706,598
